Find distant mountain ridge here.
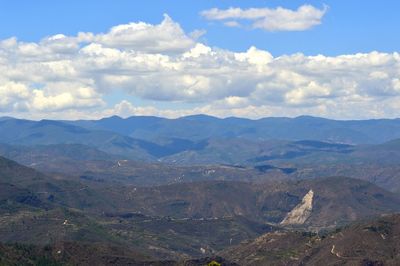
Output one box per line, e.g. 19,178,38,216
3,115,400,169
64,114,400,144
2,115,400,146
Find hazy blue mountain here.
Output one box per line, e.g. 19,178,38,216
3,116,400,165
0,118,171,160
0,143,118,164
5,115,400,146
65,115,400,144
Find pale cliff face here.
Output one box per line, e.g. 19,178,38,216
280,189,314,225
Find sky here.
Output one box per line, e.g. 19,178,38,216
0,0,400,120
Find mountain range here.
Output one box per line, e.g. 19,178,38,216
2,115,400,158
2,115,400,264
67,115,400,145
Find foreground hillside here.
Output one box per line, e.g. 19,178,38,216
95,177,400,229
221,213,400,265
2,213,400,265
2,158,395,232
0,242,239,266
1,155,400,261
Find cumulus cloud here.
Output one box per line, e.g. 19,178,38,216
201,4,328,31
0,15,400,120
92,14,195,53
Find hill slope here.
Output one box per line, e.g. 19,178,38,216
83,177,400,229
221,213,400,265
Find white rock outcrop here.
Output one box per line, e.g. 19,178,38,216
280,189,314,225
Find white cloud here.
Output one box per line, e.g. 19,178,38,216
201,4,328,31
0,15,400,120
92,14,195,53
0,82,30,111
0,81,104,112
224,21,241,28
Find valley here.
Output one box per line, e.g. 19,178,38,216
1,115,400,265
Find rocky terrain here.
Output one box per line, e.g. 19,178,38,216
1,115,400,265
221,214,400,265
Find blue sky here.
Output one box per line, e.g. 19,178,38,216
1,0,399,56
0,1,399,119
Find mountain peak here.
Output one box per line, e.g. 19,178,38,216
179,114,220,121
101,115,123,121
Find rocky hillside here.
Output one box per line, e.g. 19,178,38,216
221,213,400,265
